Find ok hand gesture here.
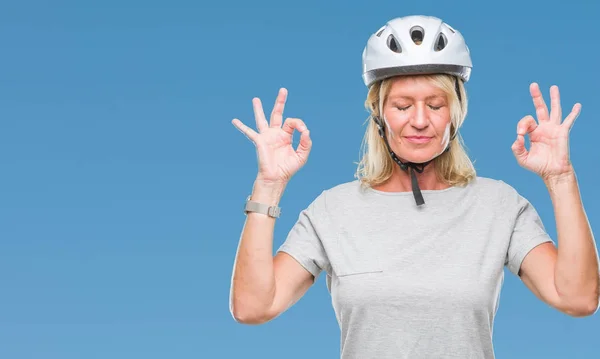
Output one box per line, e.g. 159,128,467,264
232,88,312,186
512,83,581,181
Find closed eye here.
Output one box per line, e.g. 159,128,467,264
396,105,443,111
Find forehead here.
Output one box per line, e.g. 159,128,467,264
386,76,447,100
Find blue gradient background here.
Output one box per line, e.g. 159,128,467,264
0,0,598,358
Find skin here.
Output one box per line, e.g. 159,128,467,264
230,88,314,324
373,76,454,193
229,77,599,325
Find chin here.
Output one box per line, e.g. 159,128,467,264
396,146,443,164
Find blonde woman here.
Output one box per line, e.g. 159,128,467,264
230,15,598,359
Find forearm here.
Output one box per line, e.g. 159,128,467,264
547,171,600,309
230,180,286,322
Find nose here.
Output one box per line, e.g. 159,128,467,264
409,102,429,130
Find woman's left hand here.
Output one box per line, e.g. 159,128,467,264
511,83,581,181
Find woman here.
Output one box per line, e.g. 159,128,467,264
229,15,599,358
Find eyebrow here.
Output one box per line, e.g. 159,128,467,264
388,94,446,101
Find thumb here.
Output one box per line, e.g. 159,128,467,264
512,115,536,165
511,134,528,164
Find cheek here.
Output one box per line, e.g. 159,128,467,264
382,112,408,133
433,111,452,133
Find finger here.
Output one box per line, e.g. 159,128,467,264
270,88,288,128
252,98,269,132
549,85,562,124
517,115,537,136
530,83,549,122
232,118,259,143
511,134,528,165
282,117,307,136
296,128,312,162
563,103,582,129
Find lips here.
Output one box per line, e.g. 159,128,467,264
404,136,432,144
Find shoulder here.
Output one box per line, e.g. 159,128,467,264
323,179,366,197
468,176,517,195
469,176,530,210
304,180,364,213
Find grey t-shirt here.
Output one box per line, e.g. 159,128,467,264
276,176,553,359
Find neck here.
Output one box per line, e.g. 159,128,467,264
375,162,449,193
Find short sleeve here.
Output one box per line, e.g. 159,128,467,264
276,192,330,281
504,184,554,277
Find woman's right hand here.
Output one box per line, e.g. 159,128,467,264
232,88,312,186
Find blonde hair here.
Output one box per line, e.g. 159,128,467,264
355,73,476,188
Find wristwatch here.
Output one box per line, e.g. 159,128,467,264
244,196,281,218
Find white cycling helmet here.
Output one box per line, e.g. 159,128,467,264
362,15,472,88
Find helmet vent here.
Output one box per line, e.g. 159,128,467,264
386,34,402,53
375,25,386,37
434,33,447,51
410,26,424,45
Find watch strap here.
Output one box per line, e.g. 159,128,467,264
244,197,281,218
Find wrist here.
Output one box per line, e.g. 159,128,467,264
251,179,287,206
543,168,576,184
543,169,577,193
